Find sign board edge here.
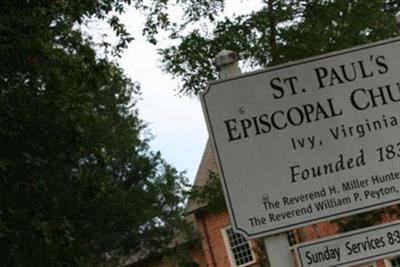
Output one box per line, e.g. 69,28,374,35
202,36,400,97
294,220,400,267
200,36,400,239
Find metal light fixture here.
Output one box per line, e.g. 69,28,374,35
396,11,400,31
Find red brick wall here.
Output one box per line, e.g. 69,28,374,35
195,211,260,267
193,207,400,267
300,221,339,241
196,212,231,267
191,246,208,267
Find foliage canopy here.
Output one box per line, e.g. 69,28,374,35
0,0,194,266
163,0,400,234
2,0,400,265
159,0,399,95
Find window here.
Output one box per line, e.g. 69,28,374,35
355,263,376,267
287,230,298,247
222,226,256,267
390,256,400,267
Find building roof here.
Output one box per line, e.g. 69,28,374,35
122,213,198,266
121,141,218,266
185,139,218,214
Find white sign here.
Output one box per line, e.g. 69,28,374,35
295,221,400,267
201,37,400,238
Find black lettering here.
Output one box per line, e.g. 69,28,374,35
302,104,314,123
287,107,304,126
350,88,369,110
258,114,272,133
290,165,300,183
340,62,357,82
271,77,284,99
386,83,400,103
369,86,388,107
376,55,389,74
329,67,345,86
240,119,252,138
314,67,328,89
359,59,374,78
271,110,287,130
224,119,242,141
252,116,262,135
284,76,299,96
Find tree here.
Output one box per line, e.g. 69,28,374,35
0,1,194,266
159,0,399,96
281,0,399,61
158,0,400,233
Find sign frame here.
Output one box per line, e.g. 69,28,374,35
201,37,400,239
294,220,400,267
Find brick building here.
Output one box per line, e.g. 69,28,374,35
127,46,400,267
124,141,400,267
185,139,400,267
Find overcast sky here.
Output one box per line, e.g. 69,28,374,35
118,1,263,183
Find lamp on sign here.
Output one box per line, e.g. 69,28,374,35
396,11,400,29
